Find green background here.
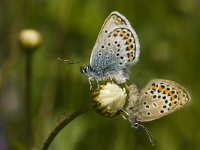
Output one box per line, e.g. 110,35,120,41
0,0,199,149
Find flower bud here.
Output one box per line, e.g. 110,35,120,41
92,82,127,117
19,29,42,52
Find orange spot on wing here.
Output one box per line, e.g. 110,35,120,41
127,44,134,51
120,32,125,36
124,35,129,39
126,39,131,44
158,87,163,92
151,86,157,91
113,31,119,36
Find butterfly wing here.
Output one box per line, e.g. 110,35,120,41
128,79,190,122
90,11,140,72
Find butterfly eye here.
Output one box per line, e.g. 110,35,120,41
132,122,139,128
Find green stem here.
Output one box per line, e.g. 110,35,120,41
41,103,94,150
25,52,33,149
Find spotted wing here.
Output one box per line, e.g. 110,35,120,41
90,11,140,71
128,79,190,122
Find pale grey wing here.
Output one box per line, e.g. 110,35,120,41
90,11,140,70
128,79,190,122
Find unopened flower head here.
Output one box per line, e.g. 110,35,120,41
92,82,127,117
19,29,42,51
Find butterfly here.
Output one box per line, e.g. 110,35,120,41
80,11,140,86
125,79,190,127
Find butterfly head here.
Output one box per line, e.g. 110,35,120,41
131,121,140,129
80,65,93,76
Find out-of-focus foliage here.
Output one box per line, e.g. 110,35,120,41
0,0,200,149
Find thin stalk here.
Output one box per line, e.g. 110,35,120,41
42,103,94,150
25,52,33,149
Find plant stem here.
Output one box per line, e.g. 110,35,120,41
41,103,94,150
25,52,33,149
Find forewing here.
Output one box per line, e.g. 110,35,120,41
90,11,140,71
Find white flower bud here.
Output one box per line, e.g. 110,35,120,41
93,82,127,117
19,29,42,51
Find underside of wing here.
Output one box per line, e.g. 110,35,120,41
133,79,190,122
90,12,140,70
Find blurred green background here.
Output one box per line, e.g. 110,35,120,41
0,0,200,150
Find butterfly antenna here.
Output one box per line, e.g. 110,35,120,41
120,109,156,146
57,58,84,65
139,124,156,146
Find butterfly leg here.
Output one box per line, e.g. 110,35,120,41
94,77,99,89
88,77,100,90
105,72,113,83
120,109,130,120
120,109,139,128
88,77,93,90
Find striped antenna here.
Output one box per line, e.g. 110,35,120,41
120,109,156,146
57,58,81,64
139,124,156,146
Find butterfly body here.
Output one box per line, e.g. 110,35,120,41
80,64,128,84
81,11,140,84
